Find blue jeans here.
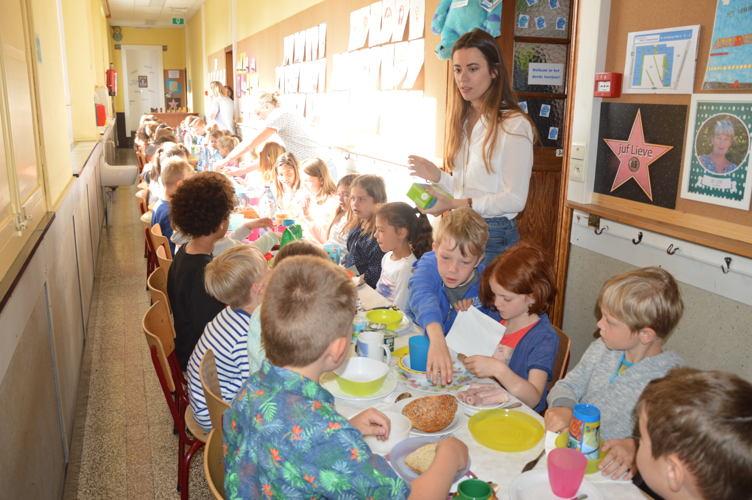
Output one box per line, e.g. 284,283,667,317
483,217,519,267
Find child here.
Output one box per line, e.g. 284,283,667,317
272,151,301,215
150,158,193,255
299,158,339,244
635,367,752,500
167,172,236,370
342,174,387,288
325,173,357,248
461,244,558,412
223,256,469,499
545,266,685,479
216,135,239,160
185,245,269,432
374,202,433,311
407,207,496,385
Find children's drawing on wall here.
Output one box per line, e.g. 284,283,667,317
681,95,752,210
594,103,687,209
702,0,752,90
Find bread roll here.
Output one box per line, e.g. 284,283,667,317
401,394,457,432
404,442,437,474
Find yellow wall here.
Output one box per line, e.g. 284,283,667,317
187,9,205,116
236,0,324,39
110,27,186,112
203,0,230,54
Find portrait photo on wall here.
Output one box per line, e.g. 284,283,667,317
594,102,687,208
680,94,752,210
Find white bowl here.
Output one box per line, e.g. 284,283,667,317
334,357,390,397
364,411,412,455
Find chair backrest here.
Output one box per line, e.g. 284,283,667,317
156,245,172,274
135,190,148,215
151,223,173,259
203,429,225,499
147,267,171,313
549,326,572,390
143,300,177,392
199,350,230,431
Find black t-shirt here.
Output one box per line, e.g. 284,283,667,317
167,245,224,370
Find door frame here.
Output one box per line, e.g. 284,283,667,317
120,44,165,135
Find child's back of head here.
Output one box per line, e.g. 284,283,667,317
261,256,356,367
637,367,752,500
170,172,235,238
204,245,267,308
434,206,488,258
598,266,683,339
160,158,193,193
273,240,328,267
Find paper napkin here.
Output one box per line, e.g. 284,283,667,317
445,306,505,357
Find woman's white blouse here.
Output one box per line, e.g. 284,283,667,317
437,112,534,219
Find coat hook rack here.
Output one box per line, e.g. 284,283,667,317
594,225,608,235
721,256,732,274
666,244,679,255
632,231,643,245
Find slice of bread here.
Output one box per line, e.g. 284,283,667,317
404,442,437,474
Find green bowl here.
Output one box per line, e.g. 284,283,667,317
365,309,404,330
335,357,389,397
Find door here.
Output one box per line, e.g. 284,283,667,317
122,45,164,136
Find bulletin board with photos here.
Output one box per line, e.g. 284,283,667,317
570,0,752,258
234,0,447,164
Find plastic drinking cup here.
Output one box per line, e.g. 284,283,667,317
356,330,391,363
408,335,430,372
547,447,587,498
456,479,492,499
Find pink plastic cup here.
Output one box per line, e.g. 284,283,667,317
547,447,587,498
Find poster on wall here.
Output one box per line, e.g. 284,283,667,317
594,103,687,208
408,0,424,40
622,25,700,94
703,0,752,90
680,94,752,210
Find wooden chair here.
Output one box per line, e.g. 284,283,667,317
142,300,206,499
203,429,225,500
144,225,159,280
549,326,572,391
156,245,172,275
150,223,173,259
199,350,230,432
135,189,148,215
147,267,171,314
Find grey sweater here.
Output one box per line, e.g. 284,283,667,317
547,338,683,440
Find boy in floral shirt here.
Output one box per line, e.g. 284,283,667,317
224,256,468,499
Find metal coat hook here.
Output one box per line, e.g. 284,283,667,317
632,231,643,245
666,244,679,255
721,257,732,274
594,225,608,235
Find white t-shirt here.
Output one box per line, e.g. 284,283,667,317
376,252,417,311
265,108,321,162
209,96,235,133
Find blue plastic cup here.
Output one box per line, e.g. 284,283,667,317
408,335,430,372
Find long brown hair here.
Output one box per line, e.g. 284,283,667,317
273,152,300,195
259,142,285,184
345,174,386,235
445,29,535,174
301,158,336,197
327,174,357,240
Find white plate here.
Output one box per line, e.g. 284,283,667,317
321,369,398,401
393,397,463,436
455,383,510,414
507,470,604,500
398,360,476,394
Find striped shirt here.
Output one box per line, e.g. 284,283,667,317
186,306,252,432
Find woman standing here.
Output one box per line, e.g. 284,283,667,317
207,81,235,133
215,91,322,170
408,29,535,265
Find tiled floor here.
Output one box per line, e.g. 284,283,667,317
63,150,211,499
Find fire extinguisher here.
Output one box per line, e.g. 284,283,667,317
106,64,117,96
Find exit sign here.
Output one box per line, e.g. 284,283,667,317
172,18,184,25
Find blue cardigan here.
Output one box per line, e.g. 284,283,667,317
507,313,559,412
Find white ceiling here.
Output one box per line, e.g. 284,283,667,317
107,0,203,28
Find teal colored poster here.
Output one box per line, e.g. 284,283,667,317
703,0,752,90
680,95,752,209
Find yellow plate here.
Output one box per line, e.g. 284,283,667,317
468,409,544,452
555,432,605,474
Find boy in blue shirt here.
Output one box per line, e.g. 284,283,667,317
224,256,468,499
151,157,193,255
407,207,498,385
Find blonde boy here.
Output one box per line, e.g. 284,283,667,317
545,266,684,479
151,157,193,254
224,256,468,499
635,368,752,500
407,207,496,384
185,245,268,432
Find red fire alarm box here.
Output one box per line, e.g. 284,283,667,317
106,67,117,96
594,72,622,98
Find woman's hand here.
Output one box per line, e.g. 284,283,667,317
462,355,504,379
349,408,391,440
426,338,454,385
407,155,441,183
600,438,637,480
418,186,465,216
544,406,573,432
